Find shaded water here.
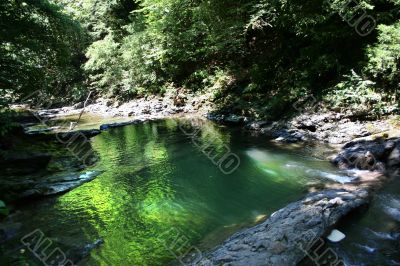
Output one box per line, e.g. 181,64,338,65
329,175,400,266
2,119,367,265
27,113,136,132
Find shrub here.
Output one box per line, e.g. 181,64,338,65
323,71,397,117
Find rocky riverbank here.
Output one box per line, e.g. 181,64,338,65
185,113,400,265
184,135,400,266
20,93,399,148
2,89,214,202
5,95,400,266
0,134,100,202
209,112,395,144
29,88,215,121
189,189,369,266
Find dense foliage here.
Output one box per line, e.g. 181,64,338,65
1,0,400,117
0,0,88,103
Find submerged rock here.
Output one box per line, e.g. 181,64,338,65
56,129,101,139
32,171,103,196
188,189,368,266
245,121,270,131
2,171,103,200
72,238,105,260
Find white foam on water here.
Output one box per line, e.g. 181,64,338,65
389,259,400,266
342,256,366,266
389,197,400,208
284,162,307,170
355,244,377,254
306,169,356,184
384,207,400,222
365,228,400,241
246,148,358,184
380,194,400,222
263,169,278,176
246,148,274,163
79,171,97,179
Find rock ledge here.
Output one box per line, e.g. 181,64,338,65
190,189,369,266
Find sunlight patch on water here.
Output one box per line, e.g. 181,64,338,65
245,148,356,184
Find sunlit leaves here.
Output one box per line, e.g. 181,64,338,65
0,0,87,102
366,22,400,85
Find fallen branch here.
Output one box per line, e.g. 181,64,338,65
70,91,92,131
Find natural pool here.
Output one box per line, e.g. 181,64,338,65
1,119,386,265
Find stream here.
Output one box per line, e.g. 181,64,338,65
1,118,399,265
329,177,400,266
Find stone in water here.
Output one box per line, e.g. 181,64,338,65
327,229,346,242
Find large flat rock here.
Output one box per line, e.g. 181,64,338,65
189,189,369,266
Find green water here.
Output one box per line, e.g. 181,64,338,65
4,119,357,265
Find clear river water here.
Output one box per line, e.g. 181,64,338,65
2,118,400,265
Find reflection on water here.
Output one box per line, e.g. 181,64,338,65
1,119,366,265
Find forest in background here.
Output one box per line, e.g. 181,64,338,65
1,0,400,119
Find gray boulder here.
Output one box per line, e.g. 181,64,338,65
189,189,369,266
331,138,399,172
224,115,245,125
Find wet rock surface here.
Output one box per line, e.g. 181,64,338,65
99,116,163,130
0,129,100,202
1,171,102,201
243,112,391,144
207,114,247,125
24,170,102,197
189,189,369,266
26,128,101,140
332,137,400,174
67,238,105,263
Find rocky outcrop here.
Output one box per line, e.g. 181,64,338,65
243,112,391,144
190,189,369,266
28,170,103,197
207,114,248,125
1,171,102,200
32,88,215,120
331,137,400,174
99,116,162,130
289,113,364,144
